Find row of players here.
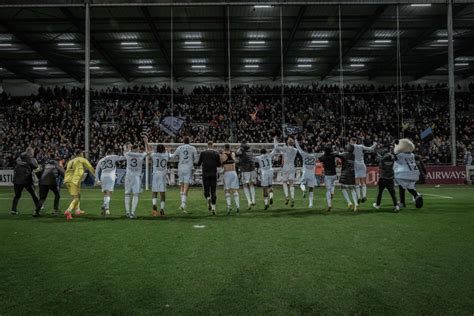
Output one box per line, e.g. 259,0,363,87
49,134,423,220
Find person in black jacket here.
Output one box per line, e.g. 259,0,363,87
10,147,40,215
318,145,337,211
236,141,257,209
196,141,221,215
33,154,65,217
335,144,359,212
373,152,399,212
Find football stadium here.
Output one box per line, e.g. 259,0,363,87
0,0,473,314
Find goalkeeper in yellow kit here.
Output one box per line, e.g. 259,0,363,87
64,149,95,221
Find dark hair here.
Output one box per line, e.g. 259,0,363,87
106,148,114,155
324,145,332,155
224,143,230,150
74,149,83,156
260,148,267,154
183,137,190,144
156,144,165,153
351,137,358,143
132,144,140,150
346,144,355,153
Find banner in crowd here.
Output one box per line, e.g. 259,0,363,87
282,124,303,137
159,116,186,136
366,166,467,185
0,169,14,186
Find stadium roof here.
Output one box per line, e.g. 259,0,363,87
0,0,473,82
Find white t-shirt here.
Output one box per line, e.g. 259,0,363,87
173,144,198,170
151,152,170,173
276,146,297,170
125,151,147,176
96,155,125,177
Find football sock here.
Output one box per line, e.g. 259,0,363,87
290,186,295,200
225,192,231,207
152,198,157,207
283,183,289,198
180,193,186,207
243,186,251,204
125,195,131,213
211,204,216,211
326,190,332,207
75,201,81,212
362,184,367,198
351,190,359,206
233,192,240,209
160,201,165,210
132,194,139,213
269,191,274,200
264,197,268,206
309,191,314,207
356,185,361,199
104,196,111,209
342,189,351,204
250,185,256,203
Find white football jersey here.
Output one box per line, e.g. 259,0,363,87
173,144,198,169
151,152,170,173
394,152,420,180
125,151,147,176
96,155,125,177
256,150,276,171
353,143,376,163
276,146,297,170
295,140,321,170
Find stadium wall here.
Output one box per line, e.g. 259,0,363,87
1,75,473,96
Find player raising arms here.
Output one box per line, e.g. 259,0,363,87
236,141,257,209
335,144,359,212
95,148,126,216
171,137,198,213
220,144,240,215
123,135,149,219
63,149,95,221
350,137,377,203
274,137,297,207
318,145,338,211
149,144,171,217
295,138,321,208
255,141,277,210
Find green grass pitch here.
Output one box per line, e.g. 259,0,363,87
0,185,473,314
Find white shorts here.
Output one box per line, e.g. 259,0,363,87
125,174,142,194
395,178,417,190
152,171,167,193
301,170,316,188
178,168,193,184
260,170,273,187
241,171,257,184
354,161,367,178
324,175,337,191
224,171,239,190
100,174,116,192
281,167,296,182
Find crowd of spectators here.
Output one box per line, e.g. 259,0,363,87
0,82,473,168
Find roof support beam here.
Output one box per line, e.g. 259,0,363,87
272,5,307,80
223,5,229,81
0,20,83,82
320,4,388,80
141,6,176,80
60,8,131,82
371,4,468,79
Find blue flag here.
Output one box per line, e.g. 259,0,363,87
160,116,186,137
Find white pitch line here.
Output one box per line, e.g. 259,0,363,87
422,193,453,199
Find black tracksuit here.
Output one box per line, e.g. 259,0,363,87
35,160,65,213
236,146,255,173
11,152,39,213
335,152,355,186
375,154,397,206
197,149,221,204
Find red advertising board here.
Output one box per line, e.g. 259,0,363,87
364,166,467,185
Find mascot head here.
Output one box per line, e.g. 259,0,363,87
394,138,415,155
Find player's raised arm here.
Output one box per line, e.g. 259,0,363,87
294,138,307,156
143,135,151,153
362,142,377,152
273,137,280,152
82,157,96,177
95,158,102,178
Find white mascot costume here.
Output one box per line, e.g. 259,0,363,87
393,138,423,208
